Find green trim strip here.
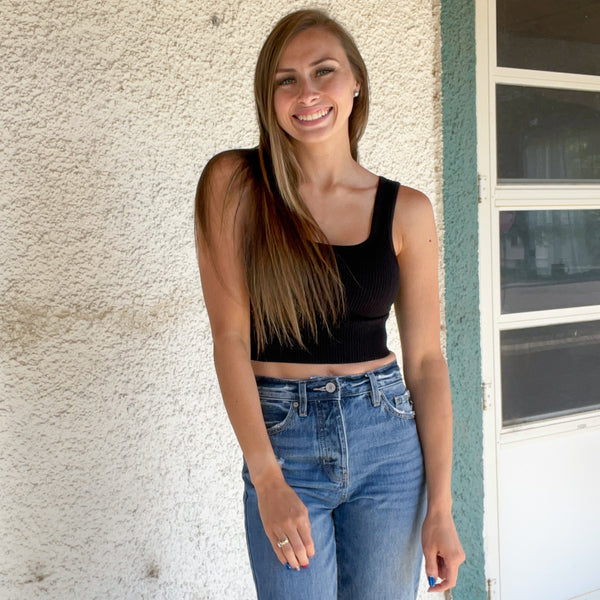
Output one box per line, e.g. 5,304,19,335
440,0,486,598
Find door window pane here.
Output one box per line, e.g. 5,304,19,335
500,210,600,313
501,320,600,425
497,0,600,76
497,85,600,182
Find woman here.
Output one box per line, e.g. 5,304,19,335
195,9,464,599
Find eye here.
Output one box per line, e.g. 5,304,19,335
316,67,334,77
276,77,295,86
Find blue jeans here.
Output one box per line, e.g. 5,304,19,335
242,360,426,600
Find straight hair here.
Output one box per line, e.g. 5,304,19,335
195,9,370,353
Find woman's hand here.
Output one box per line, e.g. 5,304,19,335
255,476,315,570
421,509,465,592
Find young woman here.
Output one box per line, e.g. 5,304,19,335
195,9,464,599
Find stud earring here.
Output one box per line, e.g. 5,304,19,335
353,90,359,98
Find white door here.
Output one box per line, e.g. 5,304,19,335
477,1,600,599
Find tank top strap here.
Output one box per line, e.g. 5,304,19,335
370,176,400,250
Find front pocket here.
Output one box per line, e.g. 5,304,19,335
259,398,297,434
380,389,415,420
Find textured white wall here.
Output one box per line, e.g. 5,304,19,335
1,0,443,598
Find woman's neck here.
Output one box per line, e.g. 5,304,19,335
293,139,358,189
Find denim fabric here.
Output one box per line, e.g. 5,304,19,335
242,360,426,600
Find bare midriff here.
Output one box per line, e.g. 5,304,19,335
251,351,397,379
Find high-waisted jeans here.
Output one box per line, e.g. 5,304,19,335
242,360,426,600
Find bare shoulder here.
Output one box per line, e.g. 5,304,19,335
392,184,437,253
396,184,434,220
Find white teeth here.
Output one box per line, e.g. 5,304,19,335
296,108,330,121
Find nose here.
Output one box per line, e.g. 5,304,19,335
297,78,319,103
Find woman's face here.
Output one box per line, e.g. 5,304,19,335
273,27,359,148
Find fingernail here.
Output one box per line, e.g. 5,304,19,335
285,563,291,570
294,566,301,571
428,576,436,588
301,564,309,569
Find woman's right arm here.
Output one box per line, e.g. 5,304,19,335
195,153,314,569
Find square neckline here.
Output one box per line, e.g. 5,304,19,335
316,176,384,250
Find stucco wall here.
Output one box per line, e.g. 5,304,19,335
1,0,445,598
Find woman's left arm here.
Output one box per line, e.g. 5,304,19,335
393,186,465,592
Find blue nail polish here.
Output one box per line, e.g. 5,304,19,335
428,576,436,588
285,563,291,570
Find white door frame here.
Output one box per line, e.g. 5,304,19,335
476,1,600,598
476,2,501,595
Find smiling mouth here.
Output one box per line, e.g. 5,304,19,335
294,107,332,122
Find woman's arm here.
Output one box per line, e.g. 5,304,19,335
393,186,465,592
196,154,314,569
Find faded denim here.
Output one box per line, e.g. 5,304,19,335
242,360,426,600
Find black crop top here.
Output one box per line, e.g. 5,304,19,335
250,176,400,363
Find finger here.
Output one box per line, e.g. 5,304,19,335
298,520,315,559
423,548,439,589
437,553,447,580
272,533,301,570
280,540,301,570
431,554,461,592
443,558,461,589
444,549,466,584
286,530,310,567
270,533,289,564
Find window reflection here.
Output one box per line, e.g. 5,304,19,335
497,0,600,76
501,320,600,425
497,85,600,182
500,210,600,313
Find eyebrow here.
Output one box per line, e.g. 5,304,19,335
276,56,340,73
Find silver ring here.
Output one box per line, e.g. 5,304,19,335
277,537,290,548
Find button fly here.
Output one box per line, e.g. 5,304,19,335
325,382,337,393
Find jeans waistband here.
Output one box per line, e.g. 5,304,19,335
254,359,403,400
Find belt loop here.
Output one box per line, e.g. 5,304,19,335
298,381,308,417
367,371,380,407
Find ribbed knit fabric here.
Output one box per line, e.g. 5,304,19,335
251,176,400,364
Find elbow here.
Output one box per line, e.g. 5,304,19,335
403,351,448,384
212,330,252,362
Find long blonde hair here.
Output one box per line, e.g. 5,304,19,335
195,9,370,353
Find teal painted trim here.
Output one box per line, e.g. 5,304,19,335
440,0,486,598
